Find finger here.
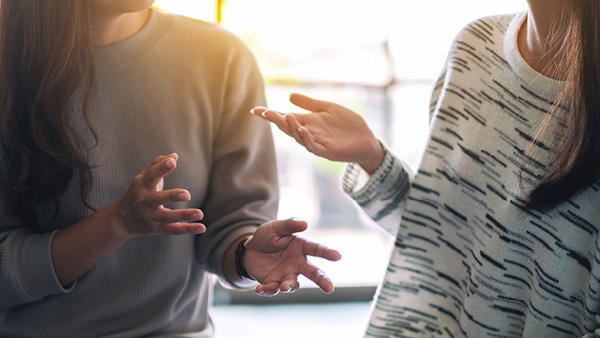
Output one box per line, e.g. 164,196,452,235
149,155,166,167
297,126,326,156
258,109,294,136
250,106,268,115
143,156,176,188
289,93,332,112
255,282,281,297
285,113,303,131
284,114,323,155
280,276,300,294
303,241,342,261
272,218,308,236
300,263,335,294
140,208,202,228
153,208,204,224
163,222,206,235
148,153,178,167
250,106,285,124
285,114,309,146
146,189,191,206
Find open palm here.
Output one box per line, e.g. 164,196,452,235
244,219,341,297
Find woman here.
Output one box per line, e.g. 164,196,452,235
253,0,600,337
0,1,340,337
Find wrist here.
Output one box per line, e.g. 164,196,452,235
235,235,254,280
105,201,135,242
358,140,385,175
223,234,257,288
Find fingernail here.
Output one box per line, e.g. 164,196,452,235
164,159,174,169
177,192,188,201
250,108,255,114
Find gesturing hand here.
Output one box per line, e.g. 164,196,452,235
114,153,205,238
243,218,342,297
251,93,384,174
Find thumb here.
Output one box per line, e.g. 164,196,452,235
272,218,308,236
289,93,332,113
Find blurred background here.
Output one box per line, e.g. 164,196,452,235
154,1,526,337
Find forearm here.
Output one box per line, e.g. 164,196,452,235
51,202,131,286
0,202,131,308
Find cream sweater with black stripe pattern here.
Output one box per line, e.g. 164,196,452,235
344,11,600,338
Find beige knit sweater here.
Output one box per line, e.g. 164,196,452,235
0,8,278,337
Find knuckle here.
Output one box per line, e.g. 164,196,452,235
132,172,145,186
316,244,327,256
156,214,173,224
141,173,154,186
309,269,321,281
145,194,159,205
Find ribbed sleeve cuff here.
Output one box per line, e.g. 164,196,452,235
342,146,402,201
14,231,73,301
341,145,412,224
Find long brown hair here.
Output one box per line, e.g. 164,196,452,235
0,0,97,224
525,0,600,210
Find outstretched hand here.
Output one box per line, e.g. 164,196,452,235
251,93,384,174
114,153,205,237
244,218,342,297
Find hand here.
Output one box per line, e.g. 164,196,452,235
251,93,384,174
113,153,205,238
244,218,342,297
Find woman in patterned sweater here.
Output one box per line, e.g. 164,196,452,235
253,0,600,337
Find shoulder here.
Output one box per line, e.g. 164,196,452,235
437,11,525,75
452,12,522,47
158,9,251,55
461,12,521,34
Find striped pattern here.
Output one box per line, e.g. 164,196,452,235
344,12,600,338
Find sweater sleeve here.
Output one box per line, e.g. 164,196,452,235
341,145,412,236
194,34,278,283
0,216,73,310
428,66,448,122
0,139,75,310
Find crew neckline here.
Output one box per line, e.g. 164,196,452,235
504,11,563,97
93,8,172,68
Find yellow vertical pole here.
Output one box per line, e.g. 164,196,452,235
215,0,225,23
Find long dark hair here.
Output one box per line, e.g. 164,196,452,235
525,0,600,210
0,0,96,224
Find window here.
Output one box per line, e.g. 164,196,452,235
155,0,527,302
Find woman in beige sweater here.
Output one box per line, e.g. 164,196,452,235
0,1,340,337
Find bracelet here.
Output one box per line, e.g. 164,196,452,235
234,235,254,280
